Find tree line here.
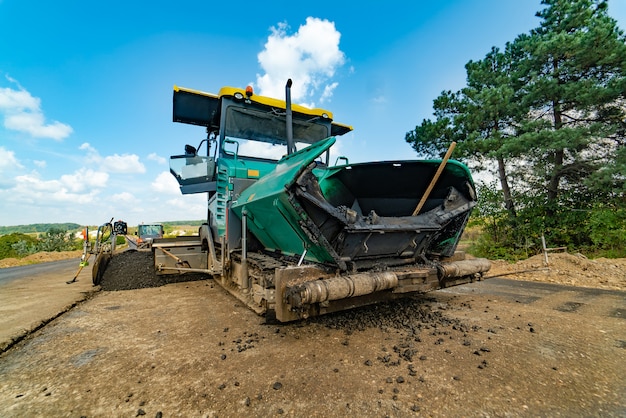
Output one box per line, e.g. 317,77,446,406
0,223,81,236
0,221,205,260
406,0,626,259
0,228,83,260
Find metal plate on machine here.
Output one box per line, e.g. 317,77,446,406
173,87,219,127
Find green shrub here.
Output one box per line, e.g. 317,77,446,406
587,208,626,256
0,233,39,259
37,228,81,252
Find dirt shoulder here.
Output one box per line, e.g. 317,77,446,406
487,252,626,291
0,250,83,268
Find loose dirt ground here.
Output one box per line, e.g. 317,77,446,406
0,251,624,417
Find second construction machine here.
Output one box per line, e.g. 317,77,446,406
151,80,491,322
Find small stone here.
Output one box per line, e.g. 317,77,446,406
411,405,421,412
136,409,146,417
396,376,405,384
156,413,163,418
244,397,251,406
218,384,226,390
453,375,461,381
364,359,372,366
221,354,227,360
272,382,283,390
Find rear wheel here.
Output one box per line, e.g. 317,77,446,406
92,253,111,285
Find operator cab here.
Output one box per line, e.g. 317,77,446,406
168,85,352,196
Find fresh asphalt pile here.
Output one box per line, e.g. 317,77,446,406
99,250,207,291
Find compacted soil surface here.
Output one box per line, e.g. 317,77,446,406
0,250,624,417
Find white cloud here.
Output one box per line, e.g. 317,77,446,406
151,171,181,195
164,195,207,216
79,142,102,165
79,142,97,153
60,168,109,192
79,142,146,174
0,76,73,140
4,112,73,140
320,82,339,104
0,86,39,109
256,17,345,107
111,192,135,203
33,160,46,168
147,152,166,164
101,154,146,174
0,146,23,171
0,147,23,189
5,168,108,205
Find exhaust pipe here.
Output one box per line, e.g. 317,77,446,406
285,79,296,155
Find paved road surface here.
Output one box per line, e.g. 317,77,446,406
0,259,79,286
0,258,95,351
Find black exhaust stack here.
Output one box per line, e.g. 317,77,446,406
285,79,296,155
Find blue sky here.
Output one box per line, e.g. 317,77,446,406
1,0,625,227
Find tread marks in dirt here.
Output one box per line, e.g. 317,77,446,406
98,250,207,291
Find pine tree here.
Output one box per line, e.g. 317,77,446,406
405,46,525,218
514,0,626,216
406,0,626,252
